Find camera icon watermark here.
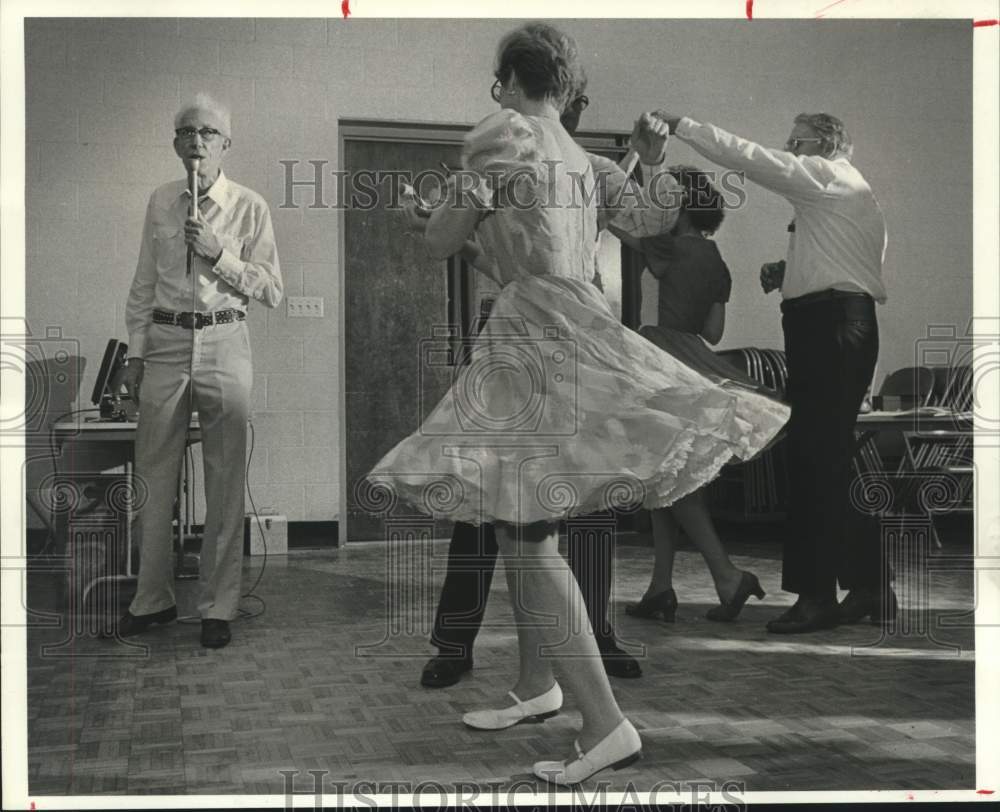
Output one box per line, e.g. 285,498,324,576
418,319,579,436
0,318,82,448
915,319,998,442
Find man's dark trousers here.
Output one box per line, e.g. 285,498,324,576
780,292,883,600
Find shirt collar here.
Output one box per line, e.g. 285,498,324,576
181,169,232,210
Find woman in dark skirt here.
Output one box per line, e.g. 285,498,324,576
612,166,776,623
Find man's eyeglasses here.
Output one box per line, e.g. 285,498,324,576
175,127,224,141
785,137,823,151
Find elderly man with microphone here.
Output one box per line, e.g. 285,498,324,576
112,94,282,648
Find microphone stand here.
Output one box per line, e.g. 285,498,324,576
180,156,200,574
185,157,200,276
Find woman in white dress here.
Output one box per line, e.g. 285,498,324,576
368,23,789,784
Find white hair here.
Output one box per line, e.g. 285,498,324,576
174,92,232,137
794,112,853,160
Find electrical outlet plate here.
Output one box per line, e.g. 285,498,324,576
287,296,324,318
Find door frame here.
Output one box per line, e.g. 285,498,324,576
338,119,639,543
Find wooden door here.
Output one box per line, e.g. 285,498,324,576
344,139,462,542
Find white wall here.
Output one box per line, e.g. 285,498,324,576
24,17,972,523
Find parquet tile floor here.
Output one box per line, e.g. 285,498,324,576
22,528,976,798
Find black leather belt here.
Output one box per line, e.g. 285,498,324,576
152,308,246,329
781,289,872,312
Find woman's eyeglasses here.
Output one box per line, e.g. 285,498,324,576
490,79,590,113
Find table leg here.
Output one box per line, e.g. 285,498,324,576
125,458,133,576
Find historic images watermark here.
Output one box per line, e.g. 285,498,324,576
278,159,749,213
280,770,747,810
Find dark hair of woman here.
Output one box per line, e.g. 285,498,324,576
668,165,726,235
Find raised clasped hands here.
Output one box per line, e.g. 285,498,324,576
649,110,682,133
630,110,685,164
630,112,671,165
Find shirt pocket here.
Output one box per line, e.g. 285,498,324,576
152,224,186,272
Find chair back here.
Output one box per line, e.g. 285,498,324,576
708,346,789,520
715,347,789,400
878,366,935,409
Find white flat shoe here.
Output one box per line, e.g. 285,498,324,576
533,718,642,785
462,683,562,731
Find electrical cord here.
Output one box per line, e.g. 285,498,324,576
238,419,267,619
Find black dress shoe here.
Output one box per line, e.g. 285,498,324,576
766,597,840,634
200,619,232,649
625,589,677,622
598,642,642,679
839,587,898,625
420,654,473,688
104,606,178,638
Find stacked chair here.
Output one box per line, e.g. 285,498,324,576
912,365,974,513
855,366,937,473
852,364,973,547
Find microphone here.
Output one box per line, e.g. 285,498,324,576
184,157,200,276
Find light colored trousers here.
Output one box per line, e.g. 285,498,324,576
130,319,251,621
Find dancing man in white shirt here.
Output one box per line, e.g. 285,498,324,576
111,94,283,648
652,111,892,634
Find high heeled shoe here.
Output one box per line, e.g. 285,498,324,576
706,571,766,622
625,589,677,622
462,682,562,730
533,718,642,785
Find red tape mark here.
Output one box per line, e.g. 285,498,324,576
342,0,351,18
973,19,998,27
746,0,753,19
977,790,995,795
